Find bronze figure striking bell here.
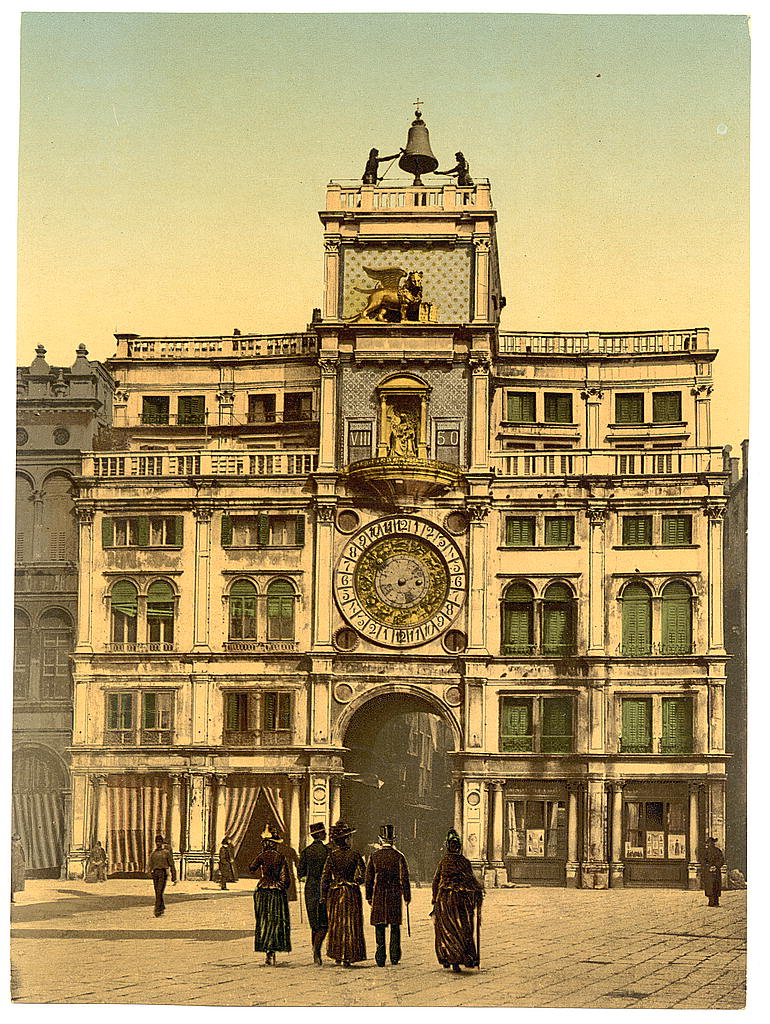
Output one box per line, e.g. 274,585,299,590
399,109,439,186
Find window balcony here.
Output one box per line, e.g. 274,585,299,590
106,642,175,653
223,729,293,747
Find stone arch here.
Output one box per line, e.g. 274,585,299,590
334,682,462,751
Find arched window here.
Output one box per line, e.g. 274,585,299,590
15,475,33,563
502,583,534,655
621,582,652,656
14,609,31,698
42,474,75,561
230,579,257,639
39,609,73,699
542,583,576,656
111,580,138,645
661,581,693,655
266,579,295,641
147,581,175,646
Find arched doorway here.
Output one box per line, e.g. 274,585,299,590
12,747,66,878
340,691,457,883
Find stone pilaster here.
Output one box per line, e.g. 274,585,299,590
469,354,491,472
705,503,726,654
323,239,341,319
692,384,713,447
472,238,491,321
585,506,608,656
466,503,490,654
580,387,604,449
192,505,213,651
565,782,581,888
318,358,338,470
580,777,609,889
183,772,213,880
75,506,95,651
312,502,336,652
687,783,703,890
609,781,625,888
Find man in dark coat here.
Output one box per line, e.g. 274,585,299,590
298,822,330,965
218,836,238,890
365,824,411,967
148,833,176,917
703,836,725,907
88,840,108,882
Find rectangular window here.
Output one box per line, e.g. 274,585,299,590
435,421,461,465
544,393,573,423
177,395,206,425
620,698,653,753
653,391,682,423
500,697,533,752
223,514,304,547
142,396,169,425
506,392,536,423
541,697,573,753
223,692,257,744
505,516,536,546
141,691,174,745
506,799,567,859
104,516,182,548
113,517,140,547
622,515,653,546
624,800,688,861
41,630,71,699
347,421,373,463
284,393,313,422
106,692,135,744
268,515,302,546
544,516,574,546
615,393,645,424
248,394,276,423
262,691,292,732
661,697,693,754
662,515,692,546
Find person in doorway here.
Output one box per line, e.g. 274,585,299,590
703,836,725,907
431,828,483,972
298,822,329,965
148,833,177,917
249,825,291,966
88,841,108,882
218,836,238,890
320,821,367,966
365,824,411,967
11,833,25,903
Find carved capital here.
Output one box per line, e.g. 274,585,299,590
91,773,108,788
315,501,336,523
469,352,491,374
169,773,184,788
216,389,235,404
466,502,491,522
114,389,130,403
473,238,491,254
214,773,229,788
324,239,340,255
691,384,713,398
76,505,95,525
318,358,338,379
193,505,214,522
704,503,726,521
585,506,609,525
580,387,604,402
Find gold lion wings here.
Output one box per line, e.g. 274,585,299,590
355,266,408,294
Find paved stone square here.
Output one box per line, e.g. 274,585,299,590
11,879,746,1007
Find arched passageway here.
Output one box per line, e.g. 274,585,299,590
340,692,456,883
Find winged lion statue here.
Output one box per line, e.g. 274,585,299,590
344,266,423,323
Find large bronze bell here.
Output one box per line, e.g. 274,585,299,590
399,108,438,186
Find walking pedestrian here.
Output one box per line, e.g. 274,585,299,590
297,822,329,965
703,836,725,907
88,841,108,882
320,821,367,967
218,836,238,890
431,828,483,972
365,824,411,967
249,825,291,966
148,833,176,917
11,833,25,903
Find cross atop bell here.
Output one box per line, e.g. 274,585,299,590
398,101,439,186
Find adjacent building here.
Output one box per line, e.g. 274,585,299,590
64,127,731,888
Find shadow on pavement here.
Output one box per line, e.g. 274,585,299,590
11,928,253,942
11,888,249,924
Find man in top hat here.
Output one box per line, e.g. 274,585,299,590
298,822,329,965
147,834,176,917
218,836,238,890
703,836,725,907
365,824,411,967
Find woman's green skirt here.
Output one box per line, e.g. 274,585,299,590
253,887,291,952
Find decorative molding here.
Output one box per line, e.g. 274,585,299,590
691,385,714,398
315,502,337,523
75,505,95,525
216,389,235,404
473,239,491,253
466,502,491,522
324,239,341,255
114,389,130,403
318,358,339,378
468,352,491,373
192,505,214,522
704,503,726,521
585,506,609,525
580,387,605,401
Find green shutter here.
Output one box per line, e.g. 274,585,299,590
622,516,651,546
142,692,156,730
225,693,240,732
662,515,691,546
542,697,572,752
545,517,573,546
616,393,644,424
107,693,119,730
506,517,535,546
147,580,175,618
221,513,233,547
662,697,693,753
136,517,150,547
662,583,692,654
258,513,270,546
542,605,570,655
263,691,277,730
295,515,305,545
503,603,532,653
507,393,535,423
111,580,138,617
545,393,572,423
621,698,652,752
653,392,682,423
174,516,184,546
102,517,114,547
500,698,533,752
278,693,291,730
622,584,651,656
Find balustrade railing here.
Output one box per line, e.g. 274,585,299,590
120,333,317,360
497,329,708,356
490,447,723,479
86,449,318,479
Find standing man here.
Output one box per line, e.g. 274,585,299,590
148,833,176,917
88,840,108,883
297,822,329,965
11,833,25,903
365,824,411,967
703,836,725,907
218,836,238,890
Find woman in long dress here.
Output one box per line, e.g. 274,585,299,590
249,825,291,966
431,828,484,972
320,821,367,966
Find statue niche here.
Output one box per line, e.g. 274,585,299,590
375,374,431,461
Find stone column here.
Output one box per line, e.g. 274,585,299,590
213,773,228,849
65,773,90,879
687,783,702,890
692,384,713,448
490,782,504,871
330,776,342,825
469,354,491,472
312,503,336,652
585,507,608,656
184,772,211,881
288,774,303,853
463,778,485,869
91,774,108,847
580,387,604,450
472,239,491,321
60,786,73,880
318,358,338,470
192,505,213,651
565,783,580,888
466,505,490,654
75,507,95,651
588,680,605,753
609,781,625,888
31,489,45,561
323,239,341,319
705,504,726,654
580,777,608,889
418,393,429,459
453,776,463,834
169,774,184,856
377,394,388,457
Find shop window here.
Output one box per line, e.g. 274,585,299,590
620,697,652,753
501,583,534,655
266,580,296,640
103,515,183,548
505,799,567,858
347,421,373,463
652,391,682,423
662,696,693,753
141,692,174,745
13,609,31,699
110,580,138,645
615,393,644,424
544,393,573,423
505,516,535,547
544,516,574,547
621,515,653,547
624,800,687,861
229,579,257,639
661,581,693,655
248,394,276,423
506,392,536,423
621,582,652,656
221,513,305,547
146,580,175,647
662,515,692,546
40,608,73,699
177,395,206,425
541,584,576,657
142,396,169,425
284,392,313,422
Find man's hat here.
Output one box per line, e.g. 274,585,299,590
445,828,462,848
154,834,165,843
378,824,395,844
330,821,356,841
309,822,326,838
261,824,282,844
708,836,720,843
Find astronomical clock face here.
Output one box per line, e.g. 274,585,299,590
334,516,467,647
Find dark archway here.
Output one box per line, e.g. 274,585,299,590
341,692,456,883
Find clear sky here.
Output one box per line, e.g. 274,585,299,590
17,12,749,449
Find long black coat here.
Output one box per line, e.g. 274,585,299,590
365,845,411,926
298,838,329,931
703,843,725,898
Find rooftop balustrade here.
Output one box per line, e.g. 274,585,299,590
84,448,318,480
490,447,724,479
113,333,318,361
325,179,492,212
497,329,710,356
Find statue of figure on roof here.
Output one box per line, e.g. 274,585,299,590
436,151,474,187
362,147,404,185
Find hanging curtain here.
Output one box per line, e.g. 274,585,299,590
224,778,262,852
106,776,169,873
259,783,285,832
546,801,560,858
12,791,64,871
